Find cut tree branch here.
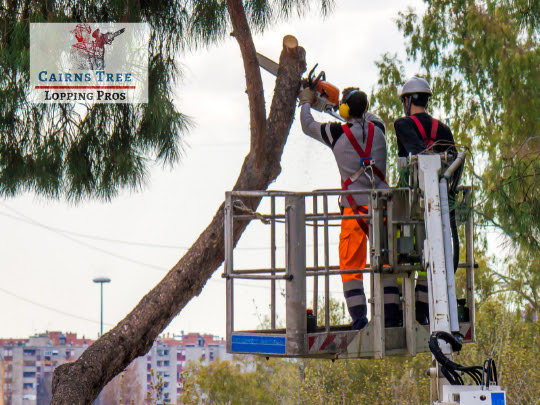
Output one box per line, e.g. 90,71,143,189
50,9,306,405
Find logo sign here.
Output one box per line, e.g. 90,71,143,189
30,23,149,104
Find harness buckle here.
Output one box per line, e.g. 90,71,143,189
360,156,372,167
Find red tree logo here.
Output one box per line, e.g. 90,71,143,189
70,24,125,70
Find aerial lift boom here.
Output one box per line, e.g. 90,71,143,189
223,152,506,404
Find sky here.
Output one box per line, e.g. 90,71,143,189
0,0,436,341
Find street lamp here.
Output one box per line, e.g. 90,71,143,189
93,277,111,337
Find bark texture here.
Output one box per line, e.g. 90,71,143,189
50,5,306,404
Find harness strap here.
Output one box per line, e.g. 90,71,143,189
342,122,373,159
410,116,438,148
341,124,387,184
340,122,385,236
430,118,439,143
341,177,370,236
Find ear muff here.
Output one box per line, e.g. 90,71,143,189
339,91,369,119
339,103,350,119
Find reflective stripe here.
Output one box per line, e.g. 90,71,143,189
347,295,367,307
343,279,364,293
416,290,429,303
383,278,398,288
344,288,364,299
383,294,401,305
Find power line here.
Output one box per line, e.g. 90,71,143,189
0,204,344,292
0,207,186,250
0,208,169,272
0,286,113,327
0,203,339,251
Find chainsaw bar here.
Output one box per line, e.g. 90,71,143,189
256,53,279,76
256,52,344,122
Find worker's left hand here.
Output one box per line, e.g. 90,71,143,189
298,88,316,105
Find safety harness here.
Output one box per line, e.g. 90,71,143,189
410,116,438,148
340,122,387,236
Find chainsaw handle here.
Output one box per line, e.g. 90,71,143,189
308,64,326,89
307,64,318,85
310,71,326,89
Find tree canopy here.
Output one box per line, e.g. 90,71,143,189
371,0,539,311
0,0,333,200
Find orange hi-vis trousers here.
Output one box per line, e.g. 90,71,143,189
340,207,368,329
339,207,367,281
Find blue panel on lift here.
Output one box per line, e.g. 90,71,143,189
231,334,286,355
491,392,505,405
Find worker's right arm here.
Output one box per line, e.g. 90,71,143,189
300,104,343,149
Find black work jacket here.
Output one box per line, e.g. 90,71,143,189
393,113,456,158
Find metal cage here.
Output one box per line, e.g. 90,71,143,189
223,156,475,359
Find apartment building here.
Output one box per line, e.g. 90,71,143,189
0,332,93,405
137,333,233,404
1,331,232,405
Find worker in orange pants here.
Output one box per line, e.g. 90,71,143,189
340,208,402,329
340,207,369,329
299,87,401,330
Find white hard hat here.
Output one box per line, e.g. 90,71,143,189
398,76,432,97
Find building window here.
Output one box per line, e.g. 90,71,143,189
157,360,162,367
209,351,214,360
23,372,36,378
23,382,34,389
147,363,151,371
163,360,170,367
23,349,36,356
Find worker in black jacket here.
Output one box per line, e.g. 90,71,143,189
394,77,456,157
393,76,459,325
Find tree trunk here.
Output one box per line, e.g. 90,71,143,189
50,5,306,404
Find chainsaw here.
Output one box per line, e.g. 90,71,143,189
257,53,344,122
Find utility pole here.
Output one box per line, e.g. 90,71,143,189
93,277,111,336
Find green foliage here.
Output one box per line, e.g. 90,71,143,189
313,295,348,326
178,355,298,404
459,299,540,404
147,368,172,405
372,0,539,310
0,0,334,200
181,301,538,404
397,0,539,248
0,0,190,200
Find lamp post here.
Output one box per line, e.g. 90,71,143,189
93,277,111,337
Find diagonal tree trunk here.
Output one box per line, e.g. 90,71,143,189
51,3,306,403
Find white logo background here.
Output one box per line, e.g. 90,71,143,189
30,23,149,104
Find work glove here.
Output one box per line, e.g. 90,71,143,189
298,87,316,105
